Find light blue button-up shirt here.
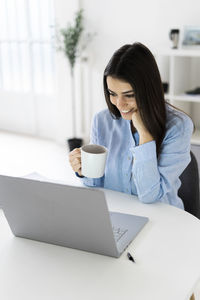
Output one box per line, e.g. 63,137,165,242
78,104,193,209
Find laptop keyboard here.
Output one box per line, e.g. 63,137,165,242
112,227,128,242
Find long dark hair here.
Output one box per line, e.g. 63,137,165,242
103,42,166,156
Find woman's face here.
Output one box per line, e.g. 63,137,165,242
106,76,137,120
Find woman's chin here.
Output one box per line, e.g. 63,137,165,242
120,112,132,120
122,116,132,120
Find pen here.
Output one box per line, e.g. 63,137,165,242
127,252,135,263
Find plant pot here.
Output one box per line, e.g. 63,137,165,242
67,138,83,152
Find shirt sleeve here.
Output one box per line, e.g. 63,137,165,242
130,117,194,205
76,113,105,188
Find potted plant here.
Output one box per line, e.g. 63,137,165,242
57,9,88,151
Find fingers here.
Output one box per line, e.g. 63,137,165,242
69,148,81,161
131,108,138,116
69,148,81,158
70,157,82,173
69,148,82,174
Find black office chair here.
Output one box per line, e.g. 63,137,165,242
178,151,200,219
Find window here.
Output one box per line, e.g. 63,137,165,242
0,0,55,94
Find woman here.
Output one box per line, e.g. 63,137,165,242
69,42,194,209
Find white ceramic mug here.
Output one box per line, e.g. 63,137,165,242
81,144,108,178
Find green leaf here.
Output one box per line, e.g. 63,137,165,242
58,9,84,68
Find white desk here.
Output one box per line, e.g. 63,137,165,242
0,188,200,300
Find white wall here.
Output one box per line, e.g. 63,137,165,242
54,0,79,144
55,0,200,144
1,0,200,144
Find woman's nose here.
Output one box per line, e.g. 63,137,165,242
116,97,126,109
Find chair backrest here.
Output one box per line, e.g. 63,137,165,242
178,151,200,219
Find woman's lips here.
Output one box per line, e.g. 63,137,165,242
120,108,136,115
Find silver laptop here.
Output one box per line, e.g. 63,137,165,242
0,175,148,258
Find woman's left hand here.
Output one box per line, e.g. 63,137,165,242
131,110,154,145
131,109,147,134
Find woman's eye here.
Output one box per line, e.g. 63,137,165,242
126,94,135,98
108,92,135,98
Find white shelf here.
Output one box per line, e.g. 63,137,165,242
154,48,200,57
157,49,200,144
164,94,200,103
172,94,200,103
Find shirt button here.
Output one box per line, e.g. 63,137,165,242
126,189,128,192
128,156,131,160
126,173,128,176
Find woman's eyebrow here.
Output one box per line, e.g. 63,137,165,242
108,88,134,94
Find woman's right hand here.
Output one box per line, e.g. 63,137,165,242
69,148,82,176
